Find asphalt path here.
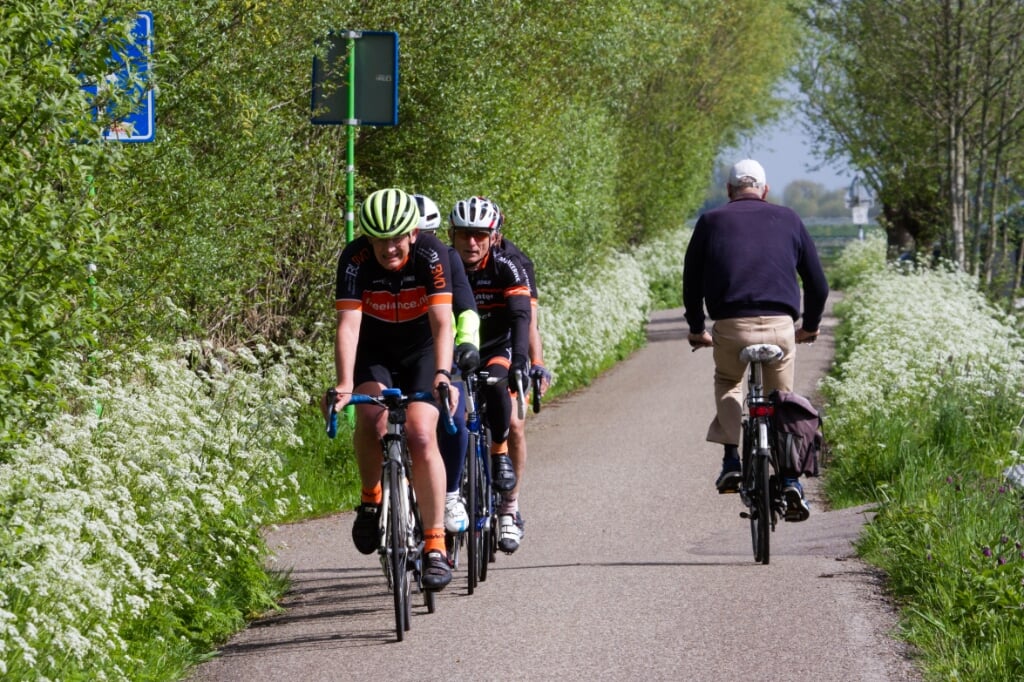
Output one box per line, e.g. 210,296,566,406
190,302,922,682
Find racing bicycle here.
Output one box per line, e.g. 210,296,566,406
326,386,455,640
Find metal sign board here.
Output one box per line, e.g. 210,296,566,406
311,31,399,126
83,11,155,142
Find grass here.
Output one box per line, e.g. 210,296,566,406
823,239,1024,680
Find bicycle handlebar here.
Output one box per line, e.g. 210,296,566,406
324,387,455,438
531,373,542,414
326,388,339,438
512,371,526,420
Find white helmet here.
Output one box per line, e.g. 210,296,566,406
413,194,441,231
449,196,501,231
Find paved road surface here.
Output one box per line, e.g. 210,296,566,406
191,303,921,682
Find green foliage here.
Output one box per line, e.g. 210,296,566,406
0,2,136,441
828,230,886,290
797,0,1024,294
2,1,802,447
782,180,849,218
824,246,1024,680
0,341,304,679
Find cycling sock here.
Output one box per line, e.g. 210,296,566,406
499,492,519,515
490,443,509,456
361,483,382,505
424,528,446,554
723,444,739,461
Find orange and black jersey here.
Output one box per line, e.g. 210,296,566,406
497,238,538,300
467,247,531,360
335,233,453,359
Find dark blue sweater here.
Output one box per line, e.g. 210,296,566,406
683,197,829,334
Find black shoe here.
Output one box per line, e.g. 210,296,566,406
351,503,380,554
715,457,742,494
491,454,517,492
421,550,452,591
782,479,811,522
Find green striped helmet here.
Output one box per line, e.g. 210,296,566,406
359,188,420,238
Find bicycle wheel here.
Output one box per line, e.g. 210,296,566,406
754,449,771,565
741,421,758,560
386,457,409,641
466,432,480,594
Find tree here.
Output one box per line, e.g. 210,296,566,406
797,0,1024,298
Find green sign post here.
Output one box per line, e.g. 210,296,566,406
312,31,399,242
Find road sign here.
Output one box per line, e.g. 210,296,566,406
311,31,399,126
84,11,155,143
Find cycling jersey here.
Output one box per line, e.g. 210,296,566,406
465,247,531,361
497,238,538,299
335,233,453,361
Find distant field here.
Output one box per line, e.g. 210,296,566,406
806,220,883,264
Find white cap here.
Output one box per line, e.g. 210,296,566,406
728,159,767,188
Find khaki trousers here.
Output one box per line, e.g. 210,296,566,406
706,316,795,446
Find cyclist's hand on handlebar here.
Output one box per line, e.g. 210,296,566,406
795,328,820,344
455,342,480,374
321,384,350,421
688,330,713,351
510,355,530,394
433,375,459,413
530,364,552,395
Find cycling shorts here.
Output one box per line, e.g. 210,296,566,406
355,346,437,400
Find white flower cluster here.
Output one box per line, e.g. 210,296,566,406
540,227,690,384
830,231,888,289
0,341,306,679
824,260,1024,432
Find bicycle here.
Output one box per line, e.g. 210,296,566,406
326,386,455,641
461,368,497,593
736,343,787,565
459,365,529,591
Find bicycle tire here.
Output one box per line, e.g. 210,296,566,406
386,457,409,641
466,432,480,594
755,448,771,565
742,421,759,561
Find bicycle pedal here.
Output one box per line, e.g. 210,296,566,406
718,487,740,495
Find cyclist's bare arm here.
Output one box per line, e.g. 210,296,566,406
427,302,458,411
326,308,361,417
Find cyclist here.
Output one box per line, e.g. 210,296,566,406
326,187,458,590
448,196,532,553
683,159,828,521
487,198,551,553
412,193,481,536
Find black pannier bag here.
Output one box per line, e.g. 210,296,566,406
769,390,823,477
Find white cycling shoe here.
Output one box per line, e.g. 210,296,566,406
498,512,524,554
444,495,469,533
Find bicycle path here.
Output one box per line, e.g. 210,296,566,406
190,300,921,682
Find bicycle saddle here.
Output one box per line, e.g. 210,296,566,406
740,344,784,364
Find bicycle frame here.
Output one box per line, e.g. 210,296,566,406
738,344,784,565
463,370,499,592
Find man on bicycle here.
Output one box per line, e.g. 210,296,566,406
488,198,551,554
683,159,829,521
412,193,480,537
448,196,532,553
327,187,458,590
